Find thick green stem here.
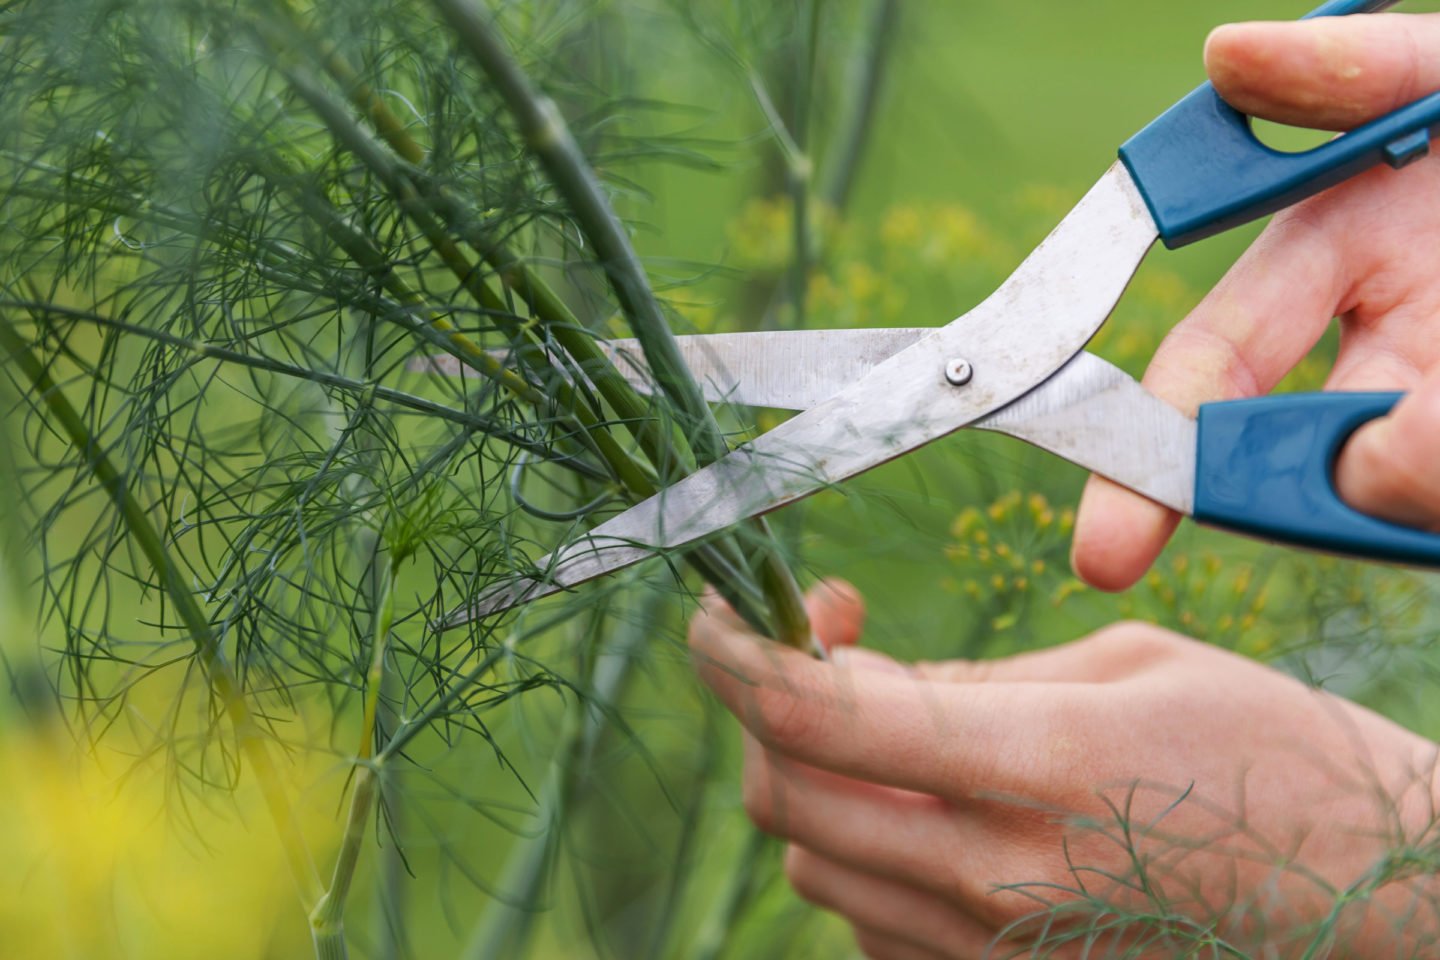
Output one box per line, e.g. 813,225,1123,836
819,0,899,211
310,559,398,959
254,2,804,645
0,316,322,905
786,0,822,332
690,826,771,960
430,0,725,467
433,0,812,646
463,597,654,960
266,14,680,480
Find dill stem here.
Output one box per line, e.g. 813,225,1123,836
690,826,770,960
296,41,783,632
268,12,682,478
462,597,653,960
433,0,813,647
787,0,822,333
6,300,602,475
249,73,672,509
0,315,323,905
819,0,899,211
259,3,799,643
429,0,725,466
310,558,398,959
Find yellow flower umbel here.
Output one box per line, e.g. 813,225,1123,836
1114,550,1284,653
941,492,1084,642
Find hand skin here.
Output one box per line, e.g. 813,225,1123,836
692,17,1440,958
691,582,1440,959
1073,13,1440,592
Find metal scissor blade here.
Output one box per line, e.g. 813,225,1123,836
441,162,1157,628
975,351,1196,514
409,328,932,410
608,328,931,409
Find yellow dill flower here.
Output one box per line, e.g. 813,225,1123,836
950,507,982,539
807,271,842,311
842,261,883,303
726,195,792,269
880,205,922,248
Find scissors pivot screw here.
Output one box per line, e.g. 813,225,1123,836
944,358,974,386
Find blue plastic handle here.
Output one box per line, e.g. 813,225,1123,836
1119,0,1440,248
1193,392,1440,566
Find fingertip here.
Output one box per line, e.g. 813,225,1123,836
1071,476,1179,592
814,577,861,607
1203,20,1347,128
1203,22,1262,88
806,578,866,651
1203,15,1440,130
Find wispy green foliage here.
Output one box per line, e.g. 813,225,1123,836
0,0,814,954
5,2,1439,959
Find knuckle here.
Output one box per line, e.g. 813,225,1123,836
1082,620,1182,662
686,607,727,652
751,682,822,753
1153,324,1261,405
943,828,1057,927
851,928,889,960
782,846,824,904
740,770,777,835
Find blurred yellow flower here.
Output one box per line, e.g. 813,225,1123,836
0,711,337,959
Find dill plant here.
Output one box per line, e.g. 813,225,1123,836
0,0,905,956
6,2,1440,958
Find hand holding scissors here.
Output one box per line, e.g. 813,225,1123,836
1075,6,1440,589
687,12,1440,957
444,0,1440,629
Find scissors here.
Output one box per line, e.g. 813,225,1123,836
441,0,1440,629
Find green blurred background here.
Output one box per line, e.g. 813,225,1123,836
4,2,1440,958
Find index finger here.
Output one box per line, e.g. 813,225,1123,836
1072,208,1347,590
688,600,1093,799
